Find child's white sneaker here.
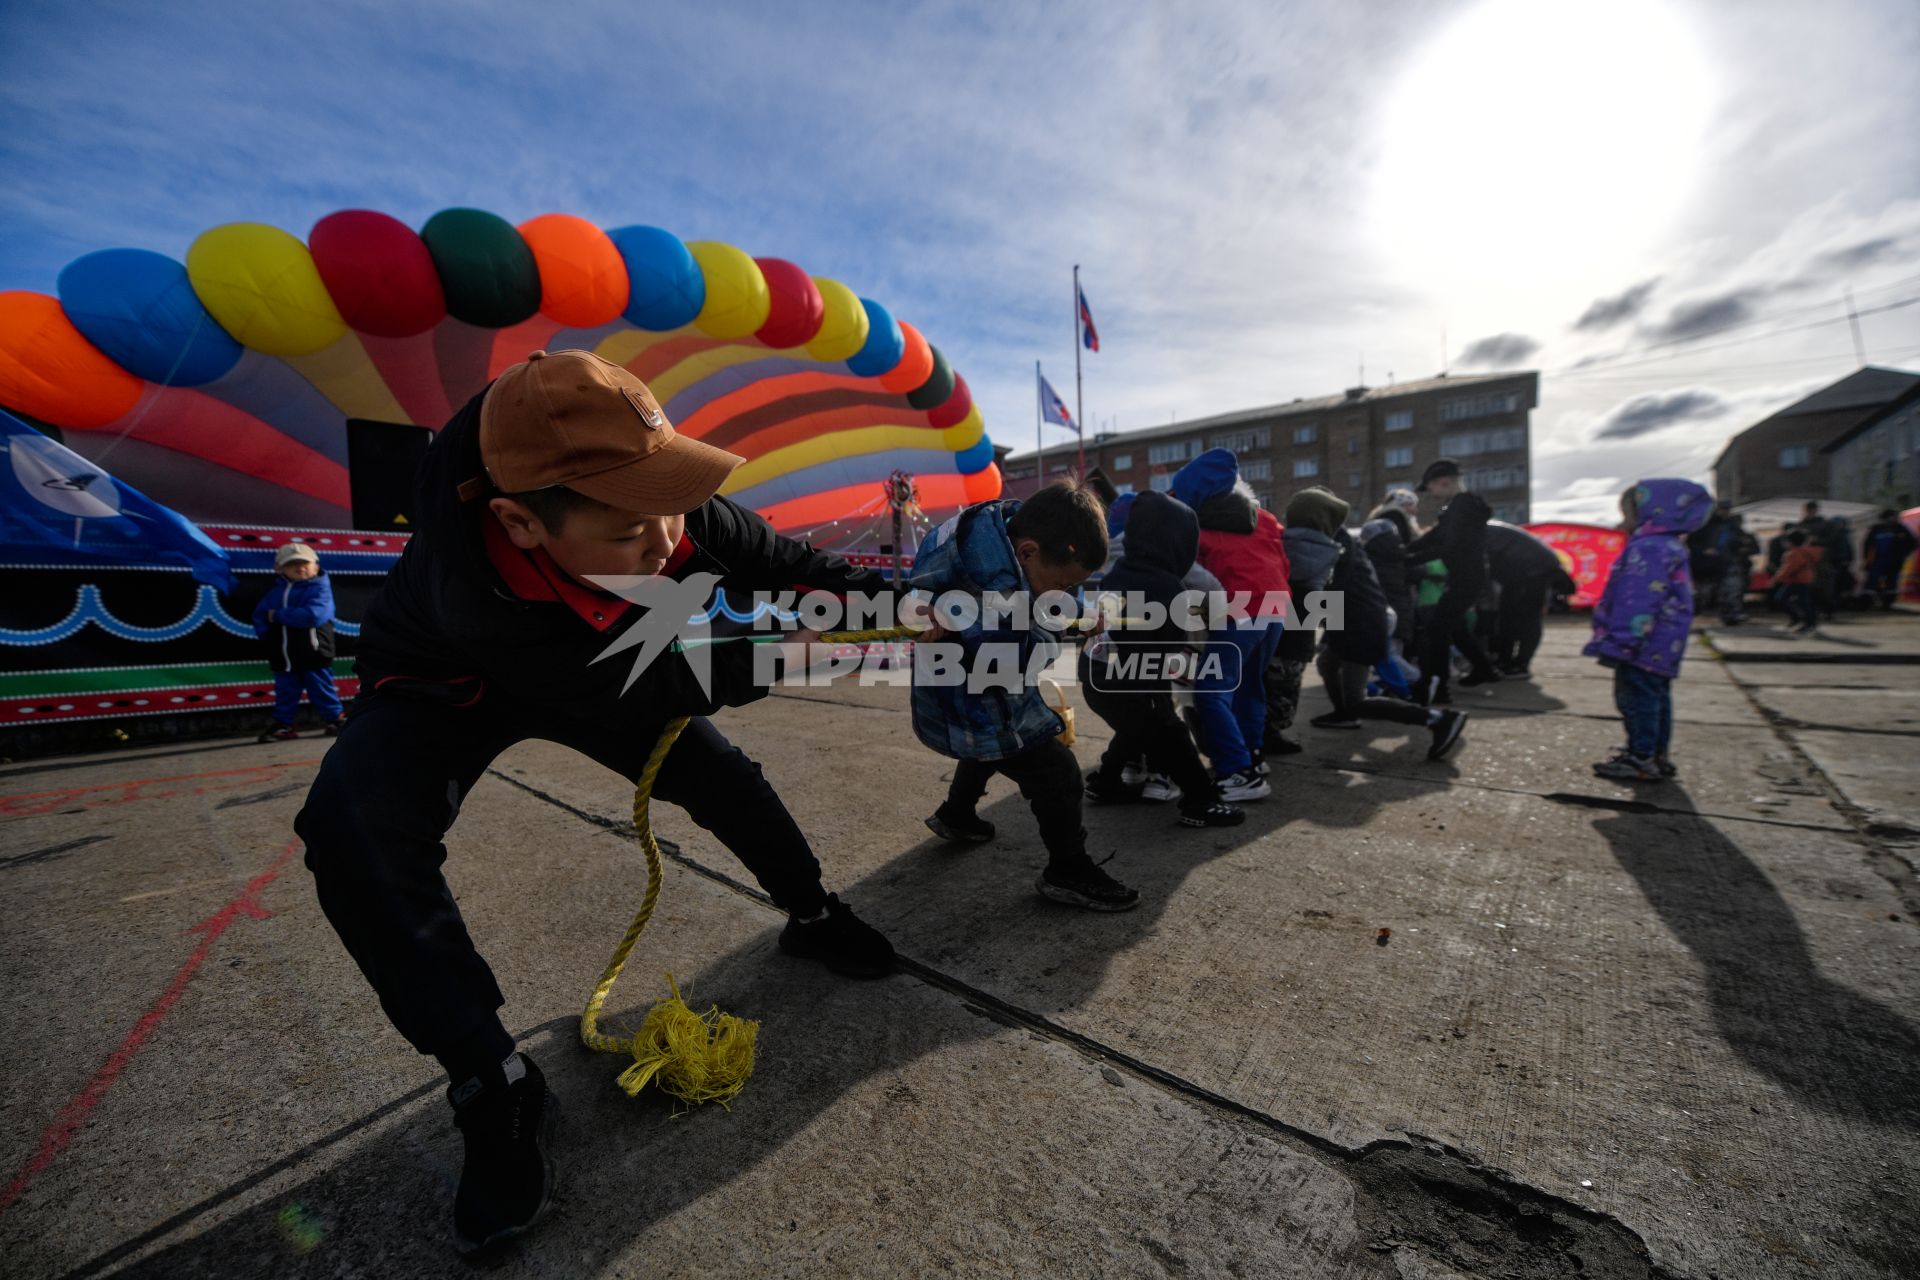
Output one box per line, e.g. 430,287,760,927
1139,773,1179,803
1217,770,1271,801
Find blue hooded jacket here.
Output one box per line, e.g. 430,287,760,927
908,499,1067,760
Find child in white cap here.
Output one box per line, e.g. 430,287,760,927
252,542,344,740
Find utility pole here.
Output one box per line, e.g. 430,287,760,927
1844,288,1867,365
1034,359,1044,497
1073,264,1086,479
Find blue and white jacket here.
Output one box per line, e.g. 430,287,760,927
908,500,1066,761
252,572,338,673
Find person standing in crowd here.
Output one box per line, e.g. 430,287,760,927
1267,486,1348,753
1081,490,1245,828
1861,509,1917,609
1774,530,1824,633
1586,478,1713,781
1688,499,1735,616
1403,460,1498,704
1307,488,1470,759
1715,509,1759,624
1484,520,1577,679
1360,493,1420,684
1170,449,1290,800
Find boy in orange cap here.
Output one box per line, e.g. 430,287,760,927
295,350,892,1254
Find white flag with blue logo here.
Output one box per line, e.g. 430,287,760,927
0,409,237,592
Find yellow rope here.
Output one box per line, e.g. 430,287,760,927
578,627,915,1106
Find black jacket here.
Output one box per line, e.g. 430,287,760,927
1405,491,1491,589
1325,528,1390,664
1485,521,1565,586
354,390,876,723
1081,490,1202,693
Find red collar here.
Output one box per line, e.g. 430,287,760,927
480,517,695,632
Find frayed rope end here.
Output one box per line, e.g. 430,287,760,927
612,973,758,1107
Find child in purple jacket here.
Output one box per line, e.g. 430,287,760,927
1584,478,1712,781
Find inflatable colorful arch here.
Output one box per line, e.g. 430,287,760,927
0,209,999,534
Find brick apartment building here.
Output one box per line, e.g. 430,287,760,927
1000,370,1539,524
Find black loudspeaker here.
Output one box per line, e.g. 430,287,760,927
346,419,433,530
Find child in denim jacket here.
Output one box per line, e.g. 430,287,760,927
912,483,1137,910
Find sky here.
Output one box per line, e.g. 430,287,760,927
2,0,1917,524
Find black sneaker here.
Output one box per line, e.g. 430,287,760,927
1083,772,1147,805
321,716,348,736
778,894,895,978
1262,732,1304,756
1459,669,1502,687
1427,709,1468,761
450,1053,556,1257
257,724,298,743
1309,712,1361,729
924,805,995,843
1036,852,1140,911
1179,801,1245,828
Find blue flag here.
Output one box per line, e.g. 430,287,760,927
0,409,237,593
1039,370,1078,434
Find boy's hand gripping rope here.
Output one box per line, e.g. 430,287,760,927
577,627,915,1106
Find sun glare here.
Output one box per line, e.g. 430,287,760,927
1371,0,1714,303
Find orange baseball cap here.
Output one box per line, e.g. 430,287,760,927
472,350,743,515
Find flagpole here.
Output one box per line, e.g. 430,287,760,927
1034,360,1044,497
1073,264,1085,479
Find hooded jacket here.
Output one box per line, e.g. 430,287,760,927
1082,491,1202,693
1485,521,1566,586
1281,486,1348,596
1325,527,1390,664
1361,513,1413,607
252,571,337,673
1865,516,1917,575
352,390,874,722
1170,449,1290,614
1405,490,1492,590
1583,478,1712,678
907,499,1066,760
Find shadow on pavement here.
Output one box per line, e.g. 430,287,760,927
98,757,1404,1277
1594,801,1920,1134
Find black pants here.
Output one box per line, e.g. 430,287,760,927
295,689,828,1059
944,737,1085,865
1492,574,1549,670
1315,649,1432,725
1085,686,1219,812
1419,586,1494,697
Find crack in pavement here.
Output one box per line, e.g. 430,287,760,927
487,766,1674,1278
1699,637,1920,918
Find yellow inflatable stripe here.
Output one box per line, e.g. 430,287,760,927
283,330,413,425
720,416,984,495
647,342,779,403
594,324,699,368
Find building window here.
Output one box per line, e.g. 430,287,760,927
1438,392,1521,422
1252,490,1272,509
1348,471,1364,490
1347,437,1361,454
1209,427,1270,453
1385,446,1414,469
1241,458,1272,481
1490,503,1528,523
1292,458,1319,478
1465,465,1528,490
1150,473,1175,492
1111,453,1132,471
1292,424,1318,445
1384,409,1413,432
1115,483,1135,496
1149,441,1192,466
1778,445,1811,469
1438,427,1526,457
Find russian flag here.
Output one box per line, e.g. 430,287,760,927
1039,371,1077,434
1078,286,1100,352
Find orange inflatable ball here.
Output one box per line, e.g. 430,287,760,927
0,291,143,428
519,214,629,328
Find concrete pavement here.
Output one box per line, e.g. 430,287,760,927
1,614,1916,1278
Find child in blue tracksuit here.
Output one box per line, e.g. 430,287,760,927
911,483,1139,911
1584,479,1712,781
253,542,344,740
